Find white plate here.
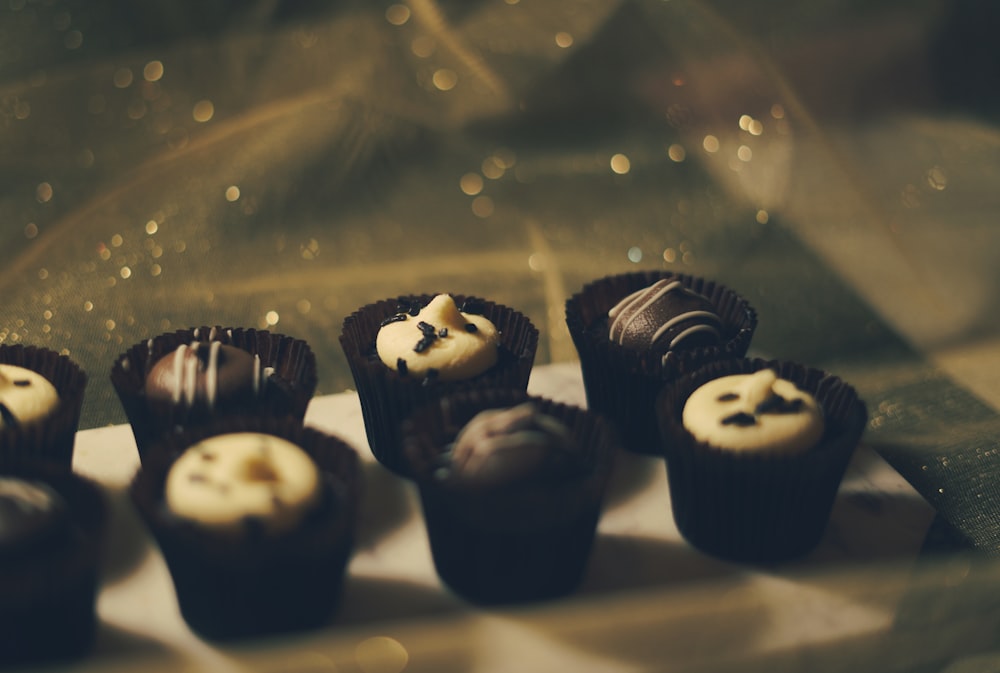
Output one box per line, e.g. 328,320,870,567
60,363,935,673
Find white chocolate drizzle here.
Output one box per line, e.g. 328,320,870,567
170,343,188,404
205,340,221,409
609,280,684,344
609,279,721,349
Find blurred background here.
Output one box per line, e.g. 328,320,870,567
4,1,1000,670
3,0,998,426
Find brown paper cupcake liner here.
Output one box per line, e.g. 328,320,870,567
340,294,538,477
130,415,360,641
0,345,88,469
565,271,757,455
110,326,317,462
403,388,617,604
657,358,867,563
0,461,107,667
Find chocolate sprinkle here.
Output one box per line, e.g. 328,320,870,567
721,412,757,427
755,395,805,415
189,473,207,483
717,392,739,402
414,335,436,353
380,313,408,327
438,328,448,338
13,380,31,387
417,321,437,336
465,323,478,333
397,358,408,376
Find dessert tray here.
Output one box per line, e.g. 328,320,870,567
54,363,935,673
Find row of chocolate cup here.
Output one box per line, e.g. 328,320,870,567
566,271,866,564
0,335,330,662
341,271,865,566
0,346,100,667
0,270,866,659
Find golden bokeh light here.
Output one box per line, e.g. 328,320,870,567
143,60,164,82
610,153,631,174
555,32,574,48
432,69,458,91
471,195,494,218
702,135,720,153
481,156,505,179
460,173,484,195
385,4,410,25
667,144,686,162
36,182,53,203
113,67,133,88
193,100,215,122
927,166,947,191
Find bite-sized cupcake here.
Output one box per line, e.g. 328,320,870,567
340,293,538,476
110,326,317,461
403,388,617,604
130,416,360,640
0,344,88,468
657,358,867,563
565,271,757,455
0,462,107,666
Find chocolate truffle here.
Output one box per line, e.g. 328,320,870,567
403,390,616,604
145,342,262,411
0,476,69,558
438,402,578,487
0,466,107,666
0,364,60,431
608,278,722,360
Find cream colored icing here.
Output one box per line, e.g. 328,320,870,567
165,432,321,534
376,294,499,382
0,364,60,430
681,369,824,453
